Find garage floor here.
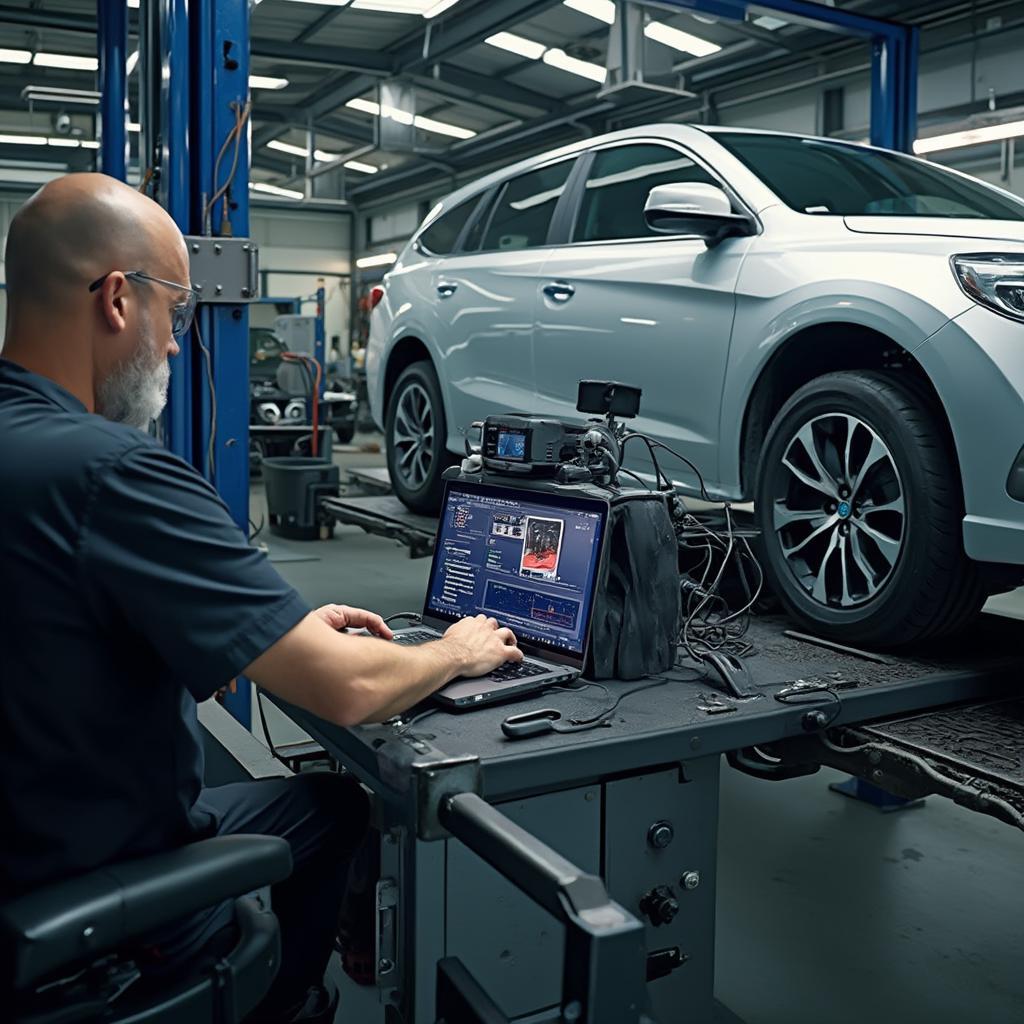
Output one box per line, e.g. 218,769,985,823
248,441,1024,1024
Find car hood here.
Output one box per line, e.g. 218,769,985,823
844,216,1024,244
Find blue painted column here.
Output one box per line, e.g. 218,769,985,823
160,0,193,466
97,0,128,180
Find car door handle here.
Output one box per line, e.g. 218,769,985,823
543,281,575,302
436,282,458,298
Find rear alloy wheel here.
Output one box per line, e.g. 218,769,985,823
755,370,984,648
386,360,454,513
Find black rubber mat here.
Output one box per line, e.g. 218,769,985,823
862,699,1024,790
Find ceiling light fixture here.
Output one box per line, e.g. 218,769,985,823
563,0,614,24
126,50,139,75
343,158,378,173
423,0,461,16
267,139,309,157
345,97,475,139
34,53,99,72
250,74,289,90
356,252,397,268
21,85,100,107
485,31,546,61
250,182,304,200
914,119,1024,155
351,0,438,12
643,22,721,57
0,48,32,65
542,48,607,83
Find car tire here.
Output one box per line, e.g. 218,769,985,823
386,360,455,514
755,370,984,649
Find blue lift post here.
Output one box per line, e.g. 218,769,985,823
154,0,253,726
97,0,128,181
314,279,326,398
657,0,919,152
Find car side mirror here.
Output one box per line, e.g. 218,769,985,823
643,182,754,247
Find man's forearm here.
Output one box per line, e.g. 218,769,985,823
348,637,466,723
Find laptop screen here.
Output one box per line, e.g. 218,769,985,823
423,481,608,665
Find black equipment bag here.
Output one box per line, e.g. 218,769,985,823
585,492,679,680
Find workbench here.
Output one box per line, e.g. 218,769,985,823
269,613,1024,1024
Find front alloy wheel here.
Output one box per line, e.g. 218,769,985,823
755,370,984,648
772,414,905,608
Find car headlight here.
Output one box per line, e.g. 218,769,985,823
951,253,1024,322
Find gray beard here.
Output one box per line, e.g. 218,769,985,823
96,325,170,430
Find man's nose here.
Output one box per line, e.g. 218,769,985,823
169,336,181,357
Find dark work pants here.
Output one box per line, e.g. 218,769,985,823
144,771,370,1019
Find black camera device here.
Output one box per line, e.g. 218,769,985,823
479,381,642,483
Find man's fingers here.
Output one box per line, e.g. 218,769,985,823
496,627,517,647
486,616,499,629
367,614,394,640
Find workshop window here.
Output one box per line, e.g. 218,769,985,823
573,144,718,243
480,159,575,252
416,197,478,255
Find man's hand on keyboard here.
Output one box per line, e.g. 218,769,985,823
315,604,394,640
442,615,523,677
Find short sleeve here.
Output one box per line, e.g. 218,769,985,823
78,443,310,701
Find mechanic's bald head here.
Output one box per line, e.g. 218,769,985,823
3,173,187,426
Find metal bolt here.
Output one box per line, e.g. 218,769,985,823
868,750,882,765
828,503,837,513
378,958,394,975
195,283,204,292
82,925,95,944
647,821,674,850
871,768,883,781
689,736,701,751
213,243,222,255
191,242,200,253
215,284,223,295
241,287,251,298
563,1000,582,1022
681,871,701,891
803,709,828,731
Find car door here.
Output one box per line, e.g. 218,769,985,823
428,156,578,445
534,141,754,494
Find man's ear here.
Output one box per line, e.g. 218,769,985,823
99,272,130,333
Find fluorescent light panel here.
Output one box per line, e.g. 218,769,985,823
0,133,104,150
250,182,304,200
423,0,461,16
563,0,614,24
345,98,475,139
485,31,546,61
35,53,99,71
0,48,31,65
249,74,289,90
356,252,397,268
267,139,308,157
343,158,378,173
126,50,139,75
914,119,1024,154
644,21,721,57
543,48,607,83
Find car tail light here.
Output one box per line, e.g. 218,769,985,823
368,285,385,310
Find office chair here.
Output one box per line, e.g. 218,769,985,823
1,834,292,1024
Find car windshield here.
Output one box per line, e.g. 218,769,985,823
714,131,1024,220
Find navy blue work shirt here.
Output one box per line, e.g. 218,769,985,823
0,357,310,901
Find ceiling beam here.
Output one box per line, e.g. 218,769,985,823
251,39,392,75
410,66,567,115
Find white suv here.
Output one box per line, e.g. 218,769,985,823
367,125,1024,647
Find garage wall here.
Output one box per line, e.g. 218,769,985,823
0,198,352,357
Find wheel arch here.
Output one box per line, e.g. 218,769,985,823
738,322,955,499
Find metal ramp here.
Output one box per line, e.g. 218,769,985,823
320,494,438,558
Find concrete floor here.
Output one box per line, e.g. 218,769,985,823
248,439,1024,1023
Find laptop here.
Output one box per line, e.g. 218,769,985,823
391,479,609,710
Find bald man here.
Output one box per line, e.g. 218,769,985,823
0,174,521,1024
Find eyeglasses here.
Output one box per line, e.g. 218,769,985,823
88,269,199,339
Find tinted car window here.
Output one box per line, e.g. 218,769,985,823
574,144,718,242
715,132,1024,219
417,197,478,255
481,160,574,251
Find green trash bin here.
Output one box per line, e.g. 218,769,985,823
262,457,339,540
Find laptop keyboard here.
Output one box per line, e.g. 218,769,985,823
393,630,551,681
392,630,438,645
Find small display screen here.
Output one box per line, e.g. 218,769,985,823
497,430,527,460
